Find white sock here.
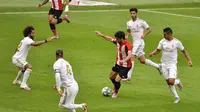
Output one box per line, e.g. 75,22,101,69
169,85,179,98
68,109,76,112
15,70,23,81
127,61,134,79
145,59,159,68
174,79,180,85
65,5,69,12
21,69,32,86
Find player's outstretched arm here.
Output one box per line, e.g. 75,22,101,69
95,31,114,42
31,37,52,46
149,49,161,57
182,50,193,67
37,0,49,8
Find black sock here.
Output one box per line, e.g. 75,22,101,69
57,18,63,24
49,23,55,30
110,79,116,84
115,82,121,91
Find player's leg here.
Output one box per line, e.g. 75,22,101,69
20,63,32,90
110,64,120,90
12,58,25,85
62,84,87,111
126,55,135,81
48,8,58,38
166,65,180,103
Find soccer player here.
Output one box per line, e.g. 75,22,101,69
37,0,71,39
12,26,52,90
95,31,132,98
125,8,162,80
53,49,88,112
149,27,193,103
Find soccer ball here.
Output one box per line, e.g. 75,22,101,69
102,87,111,96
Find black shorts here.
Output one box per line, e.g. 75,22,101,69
48,8,63,19
112,64,130,78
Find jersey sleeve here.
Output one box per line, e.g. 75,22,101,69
53,63,60,73
157,40,163,50
177,40,184,51
142,20,149,29
26,38,34,45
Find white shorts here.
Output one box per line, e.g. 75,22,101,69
12,58,28,69
59,83,79,109
161,63,177,80
132,40,145,57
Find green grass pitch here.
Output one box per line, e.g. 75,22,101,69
0,0,200,112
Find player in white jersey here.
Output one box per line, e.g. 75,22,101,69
53,49,88,112
149,27,193,103
12,26,52,90
125,8,162,80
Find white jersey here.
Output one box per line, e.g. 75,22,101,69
53,58,77,87
157,38,184,65
12,37,34,61
126,18,149,43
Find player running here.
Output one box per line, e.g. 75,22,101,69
12,26,52,90
53,49,88,112
95,31,132,98
37,0,71,39
125,8,162,80
149,27,193,103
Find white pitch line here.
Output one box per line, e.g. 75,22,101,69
0,7,200,15
141,9,200,19
0,7,200,20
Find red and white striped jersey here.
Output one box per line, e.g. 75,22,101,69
50,0,64,11
113,39,132,68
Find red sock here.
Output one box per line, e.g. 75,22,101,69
52,29,57,36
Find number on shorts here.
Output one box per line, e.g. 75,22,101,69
66,65,72,75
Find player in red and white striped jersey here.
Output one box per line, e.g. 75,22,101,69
37,0,71,39
95,31,132,98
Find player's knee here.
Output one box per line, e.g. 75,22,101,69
168,80,174,85
140,59,146,64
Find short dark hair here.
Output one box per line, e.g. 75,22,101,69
23,26,34,37
163,27,173,34
56,49,63,57
129,8,138,13
114,31,125,39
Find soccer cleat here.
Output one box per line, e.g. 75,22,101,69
13,80,21,85
157,64,163,75
65,15,70,23
82,103,88,112
20,85,31,91
177,79,183,91
174,97,180,103
111,92,118,98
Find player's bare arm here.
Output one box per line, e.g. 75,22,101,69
31,37,52,46
37,0,49,8
149,49,161,57
125,29,131,39
181,50,193,67
141,27,151,39
120,51,132,63
95,31,114,42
